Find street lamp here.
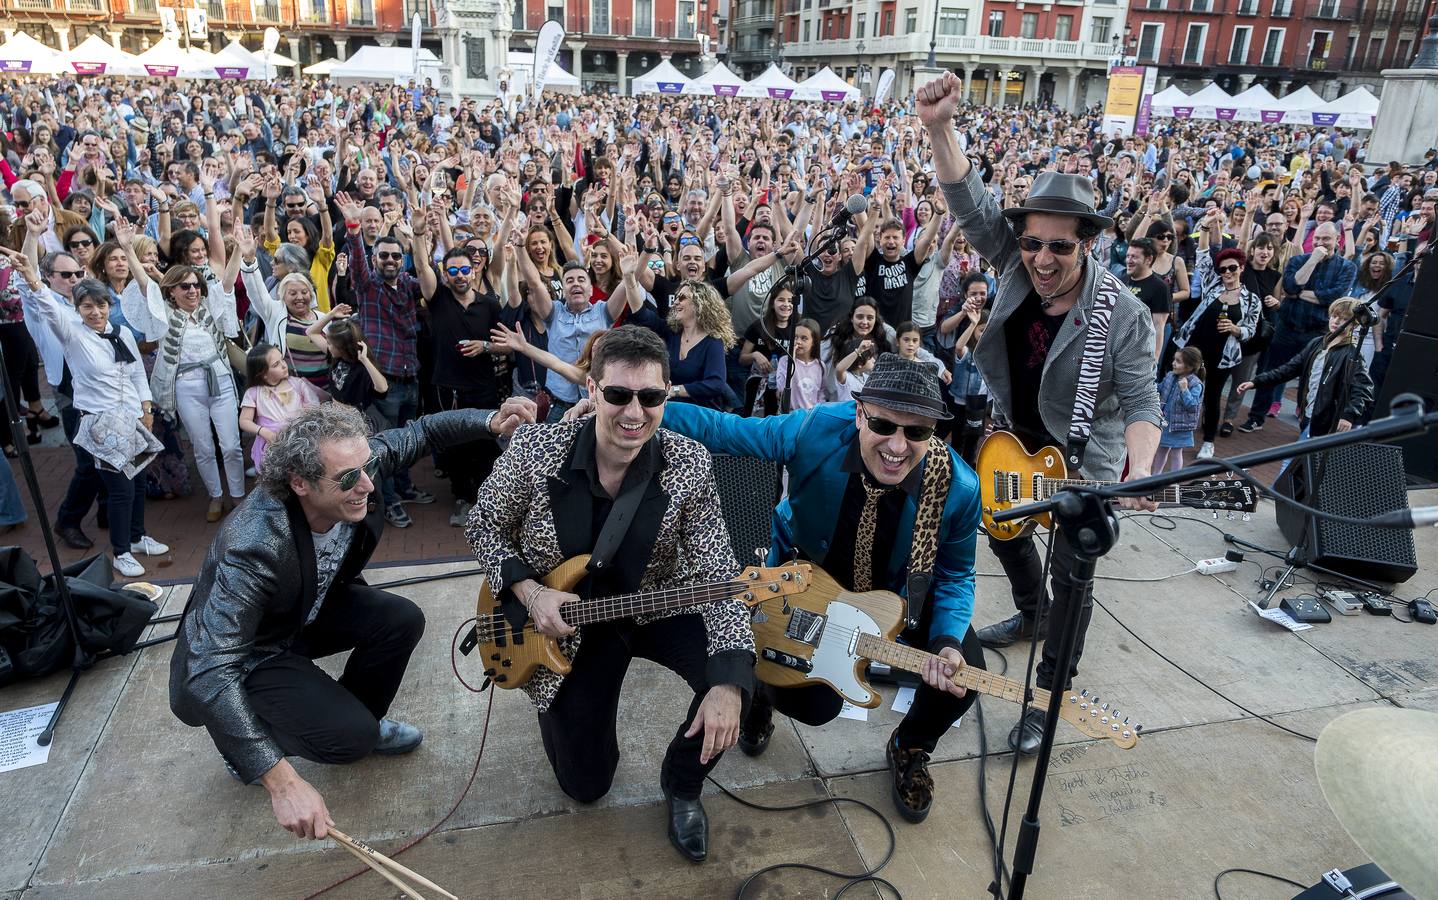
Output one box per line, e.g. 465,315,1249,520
857,38,866,93
927,0,941,68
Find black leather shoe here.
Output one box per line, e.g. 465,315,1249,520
663,787,708,862
1008,706,1047,756
54,522,93,550
975,612,1046,649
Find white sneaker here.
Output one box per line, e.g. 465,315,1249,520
1196,442,1215,460
112,552,145,578
130,535,170,556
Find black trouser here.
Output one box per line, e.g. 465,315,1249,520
56,396,104,530
95,465,146,556
954,396,991,468
538,614,723,803
437,386,501,503
1201,366,1236,443
988,527,1091,693
243,586,425,764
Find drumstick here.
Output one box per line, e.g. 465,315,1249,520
334,839,426,900
329,827,457,900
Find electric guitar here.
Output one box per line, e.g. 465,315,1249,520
750,566,1142,749
977,430,1259,540
468,556,811,689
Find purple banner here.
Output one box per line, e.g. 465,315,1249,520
0,60,33,73
1312,112,1339,126
216,66,249,79
144,64,179,77
821,90,848,102
768,88,793,99
658,81,685,93
713,84,739,96
1260,109,1284,123
71,62,106,76
1172,105,1194,118
1135,92,1154,136
1216,107,1237,120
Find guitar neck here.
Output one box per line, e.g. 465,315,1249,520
854,633,1051,708
1038,477,1184,505
565,580,747,627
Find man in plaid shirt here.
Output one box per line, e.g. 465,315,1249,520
335,192,435,528
1378,170,1412,231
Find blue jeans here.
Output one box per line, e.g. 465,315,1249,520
95,466,146,556
1248,300,1328,422
56,398,103,530
372,379,418,508
1277,420,1311,479
0,456,25,526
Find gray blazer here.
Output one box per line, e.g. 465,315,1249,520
941,168,1162,482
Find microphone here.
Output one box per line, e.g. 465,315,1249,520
830,193,870,231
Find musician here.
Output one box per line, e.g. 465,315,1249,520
916,73,1161,757
169,401,535,841
467,325,755,863
658,353,986,825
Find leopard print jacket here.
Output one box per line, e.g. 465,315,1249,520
466,420,756,712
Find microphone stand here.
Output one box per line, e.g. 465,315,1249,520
998,392,1437,900
779,219,846,414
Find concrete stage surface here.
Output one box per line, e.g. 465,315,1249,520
3,496,1434,900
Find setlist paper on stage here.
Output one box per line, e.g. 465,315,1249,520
0,702,59,774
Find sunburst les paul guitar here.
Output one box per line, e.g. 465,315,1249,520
978,430,1259,540
749,566,1142,749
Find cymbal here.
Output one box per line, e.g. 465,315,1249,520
1316,707,1438,900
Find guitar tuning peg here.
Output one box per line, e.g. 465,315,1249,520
1242,513,1252,522
1135,723,1144,733
1101,702,1109,711
1122,716,1130,725
1090,695,1100,704
1080,689,1088,697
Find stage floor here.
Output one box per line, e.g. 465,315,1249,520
3,496,1434,900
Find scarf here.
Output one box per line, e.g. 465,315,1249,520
96,326,136,364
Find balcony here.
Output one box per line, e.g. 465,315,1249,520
256,1,280,20
1306,54,1328,67
297,0,328,23
131,0,158,12
63,0,105,9
781,33,1116,61
517,11,706,42
348,0,375,25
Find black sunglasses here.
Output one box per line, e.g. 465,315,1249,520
175,280,202,291
322,457,381,492
1017,236,1080,256
599,384,668,408
375,251,405,260
13,198,30,209
68,239,95,249
1216,265,1241,274
860,406,935,442
51,269,83,280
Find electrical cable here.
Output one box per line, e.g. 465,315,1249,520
976,648,1012,897
1213,866,1309,899
706,777,902,900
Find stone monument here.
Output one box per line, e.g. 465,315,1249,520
1367,14,1438,166
431,0,512,100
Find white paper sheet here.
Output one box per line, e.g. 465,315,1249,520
1249,601,1314,632
889,685,963,729
0,702,59,774
838,701,869,722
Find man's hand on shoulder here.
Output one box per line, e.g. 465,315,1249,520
489,396,538,436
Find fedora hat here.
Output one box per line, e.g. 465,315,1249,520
852,353,952,421
1002,172,1112,230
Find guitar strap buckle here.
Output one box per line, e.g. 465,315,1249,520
904,572,932,630
1064,436,1088,470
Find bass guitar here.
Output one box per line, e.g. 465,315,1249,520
750,566,1141,749
468,556,811,688
977,430,1259,540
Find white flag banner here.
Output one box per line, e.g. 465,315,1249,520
262,26,280,55
411,13,422,74
874,69,895,106
186,8,208,40
158,8,180,39
533,20,565,98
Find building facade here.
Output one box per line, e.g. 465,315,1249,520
1124,0,1436,98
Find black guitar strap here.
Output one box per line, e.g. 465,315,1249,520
587,470,651,575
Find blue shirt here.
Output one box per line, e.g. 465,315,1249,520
544,299,611,403
1282,253,1357,304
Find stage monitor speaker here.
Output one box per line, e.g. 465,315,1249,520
1275,442,1418,584
711,454,778,567
1373,331,1438,484
1395,243,1438,339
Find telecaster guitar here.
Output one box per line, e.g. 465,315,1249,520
978,430,1259,540
750,566,1141,749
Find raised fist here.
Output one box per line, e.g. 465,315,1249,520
915,72,963,128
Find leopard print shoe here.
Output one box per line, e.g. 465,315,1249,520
886,730,934,823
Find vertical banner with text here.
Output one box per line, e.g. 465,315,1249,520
1100,66,1149,138
533,20,565,99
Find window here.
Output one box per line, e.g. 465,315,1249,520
634,0,653,34
1366,35,1385,67
1344,34,1358,68
856,11,866,36
1020,12,1037,37
1308,29,1331,67
987,10,1003,35
1396,38,1412,64
547,2,564,24
1055,14,1072,40
881,9,893,34
1316,0,1338,14
1229,25,1251,64
677,0,695,37
1138,22,1162,61
1261,27,1285,64
1271,0,1291,14
1183,23,1207,63
1143,0,1164,8
904,7,916,32
591,0,609,33
1090,15,1112,43
939,8,967,34
1191,0,1210,10
1237,0,1257,11
513,0,524,28
803,18,810,40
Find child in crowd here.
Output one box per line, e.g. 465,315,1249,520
1152,346,1205,474
894,320,953,383
239,343,328,468
774,319,824,410
948,306,990,466
305,304,390,426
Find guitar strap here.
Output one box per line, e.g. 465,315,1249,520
1066,270,1123,472
902,437,954,630
587,468,651,576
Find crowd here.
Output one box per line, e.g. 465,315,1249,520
0,71,1429,576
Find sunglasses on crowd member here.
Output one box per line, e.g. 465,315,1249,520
50,268,83,280
1016,236,1080,256
68,238,95,249
860,405,935,442
1156,233,1175,241
677,233,701,248
598,384,668,408
446,264,473,276
1217,264,1241,274
375,251,405,261
663,213,682,224
13,198,31,209
469,245,490,258
174,280,202,292
322,457,382,492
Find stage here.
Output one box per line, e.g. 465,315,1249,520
3,496,1435,899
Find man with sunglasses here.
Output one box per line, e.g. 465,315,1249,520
6,180,86,254
918,73,1162,757
171,399,535,842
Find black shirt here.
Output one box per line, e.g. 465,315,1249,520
804,261,859,333
1122,271,1172,318
1003,291,1065,449
329,359,384,410
428,286,503,401
825,440,924,593
741,318,794,364
864,249,922,325
567,417,661,601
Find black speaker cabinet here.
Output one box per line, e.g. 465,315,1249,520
1396,243,1438,339
1373,331,1438,484
711,454,778,567
1275,442,1418,583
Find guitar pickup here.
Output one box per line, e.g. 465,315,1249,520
783,608,826,646
762,647,813,673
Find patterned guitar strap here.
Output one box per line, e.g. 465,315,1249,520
901,437,954,630
1065,271,1124,472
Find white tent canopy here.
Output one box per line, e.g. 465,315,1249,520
1184,82,1235,120
135,37,215,79
1310,86,1380,129
214,40,270,79
1273,85,1325,123
504,50,580,96
795,66,861,102
302,58,340,76
683,61,746,97
1228,84,1280,122
632,59,691,95
1149,84,1190,117
64,34,143,77
738,63,801,99
0,32,65,76
324,44,440,82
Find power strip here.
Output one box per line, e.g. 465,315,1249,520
1197,557,1238,575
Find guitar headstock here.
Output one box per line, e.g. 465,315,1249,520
1180,479,1260,513
1056,688,1141,749
735,563,812,606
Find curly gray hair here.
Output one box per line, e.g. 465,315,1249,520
258,403,371,497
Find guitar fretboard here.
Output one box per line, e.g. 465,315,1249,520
854,633,1051,707
565,580,748,627
1035,477,1184,504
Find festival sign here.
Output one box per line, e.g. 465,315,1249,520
533,20,565,97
